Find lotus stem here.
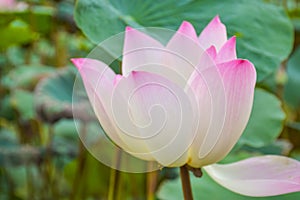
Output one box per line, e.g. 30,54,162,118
108,149,122,200
180,165,194,200
147,170,158,200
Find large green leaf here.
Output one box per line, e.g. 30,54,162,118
238,88,285,147
10,89,35,120
2,65,55,90
34,67,77,123
75,0,293,81
34,67,91,123
157,170,300,200
284,46,300,108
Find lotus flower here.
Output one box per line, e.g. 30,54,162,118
0,0,27,11
72,16,300,196
0,0,15,9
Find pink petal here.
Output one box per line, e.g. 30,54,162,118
206,45,217,60
204,155,300,196
122,27,164,76
200,60,256,164
185,51,226,167
111,71,196,166
71,58,131,152
176,21,199,43
164,21,204,86
198,15,227,51
187,59,256,167
215,36,237,63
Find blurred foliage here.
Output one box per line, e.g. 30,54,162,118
75,0,293,82
0,0,300,199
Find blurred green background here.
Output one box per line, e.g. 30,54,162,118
1,0,300,199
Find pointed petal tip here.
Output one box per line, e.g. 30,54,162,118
231,59,256,73
113,74,123,86
228,35,236,42
213,15,221,23
131,70,139,76
211,15,225,27
233,59,257,82
237,59,252,66
206,45,217,59
129,70,152,79
236,59,247,64
174,20,198,43
179,21,194,31
71,58,85,70
198,15,227,51
125,26,133,32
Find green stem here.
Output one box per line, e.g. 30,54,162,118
180,165,194,200
147,170,158,200
26,165,34,200
69,123,88,200
108,168,120,200
108,149,122,200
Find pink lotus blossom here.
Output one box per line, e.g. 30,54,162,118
0,0,27,11
72,16,300,196
0,0,15,9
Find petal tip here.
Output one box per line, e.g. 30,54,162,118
125,26,133,32
210,15,225,28
213,15,221,23
113,74,123,86
176,20,198,42
198,15,227,50
179,21,194,32
71,58,85,70
131,70,138,75
228,36,236,42
206,45,217,58
237,59,251,65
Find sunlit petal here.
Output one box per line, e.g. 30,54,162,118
204,155,300,196
198,15,227,51
112,71,196,166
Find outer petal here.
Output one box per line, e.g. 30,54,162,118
123,25,204,88
187,59,256,167
71,58,154,160
71,58,123,145
199,59,256,164
164,21,204,86
204,155,300,197
122,26,164,76
185,51,226,167
215,36,237,63
198,15,227,51
111,71,196,166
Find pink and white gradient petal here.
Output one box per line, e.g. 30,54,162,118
71,58,144,157
187,59,256,167
185,50,225,167
215,36,237,63
122,27,164,76
204,155,300,196
198,16,227,51
71,58,122,143
164,21,203,86
111,71,196,166
122,27,188,88
198,59,256,166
